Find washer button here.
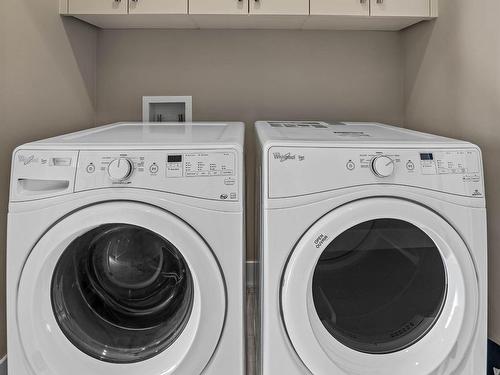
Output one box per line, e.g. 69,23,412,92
346,160,356,171
86,163,96,174
406,161,415,171
149,163,159,174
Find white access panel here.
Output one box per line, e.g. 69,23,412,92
142,97,193,122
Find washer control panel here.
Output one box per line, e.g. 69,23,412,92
76,149,239,201
167,152,235,178
269,147,484,199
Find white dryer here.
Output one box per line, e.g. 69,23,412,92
256,121,487,375
7,122,245,375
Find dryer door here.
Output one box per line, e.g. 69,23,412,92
18,201,226,375
281,198,479,375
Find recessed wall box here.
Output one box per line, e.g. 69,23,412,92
142,96,193,123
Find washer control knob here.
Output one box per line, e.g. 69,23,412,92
371,155,395,178
108,158,133,181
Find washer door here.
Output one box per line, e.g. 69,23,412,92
18,202,226,375
281,198,478,375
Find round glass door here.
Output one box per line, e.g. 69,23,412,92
281,198,478,375
312,219,447,354
18,202,226,375
51,224,194,363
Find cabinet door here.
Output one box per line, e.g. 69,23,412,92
250,0,309,15
68,0,127,14
311,0,369,16
190,0,248,14
129,0,187,14
371,0,430,17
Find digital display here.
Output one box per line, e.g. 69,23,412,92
420,153,434,161
168,155,182,163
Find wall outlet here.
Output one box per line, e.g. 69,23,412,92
142,96,193,123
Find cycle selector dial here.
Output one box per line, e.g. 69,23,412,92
371,155,395,178
108,158,133,181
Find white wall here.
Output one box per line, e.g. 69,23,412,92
403,0,500,342
0,0,97,356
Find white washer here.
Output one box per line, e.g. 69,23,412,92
7,122,246,375
256,121,487,375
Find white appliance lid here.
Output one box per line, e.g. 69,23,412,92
31,122,244,146
257,121,469,145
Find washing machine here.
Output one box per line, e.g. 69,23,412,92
255,121,487,375
7,122,245,375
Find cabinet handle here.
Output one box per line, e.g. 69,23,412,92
360,0,367,3
376,0,383,3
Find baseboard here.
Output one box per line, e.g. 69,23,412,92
0,356,6,375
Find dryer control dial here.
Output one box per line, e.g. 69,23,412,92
371,155,395,178
108,158,133,181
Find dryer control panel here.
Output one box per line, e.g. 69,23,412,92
268,147,484,199
76,149,239,201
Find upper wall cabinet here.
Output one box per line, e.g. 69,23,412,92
310,0,369,16
67,0,187,14
129,0,188,14
371,0,430,17
190,0,248,15
68,0,128,14
250,0,309,15
60,0,438,30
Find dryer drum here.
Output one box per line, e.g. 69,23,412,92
51,224,194,364
312,218,447,354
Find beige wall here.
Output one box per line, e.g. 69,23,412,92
0,0,97,357
403,0,500,342
96,29,405,260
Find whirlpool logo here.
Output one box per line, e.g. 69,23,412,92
273,152,305,162
18,154,38,165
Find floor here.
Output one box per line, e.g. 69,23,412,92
247,287,256,375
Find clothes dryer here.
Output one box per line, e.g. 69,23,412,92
256,121,487,375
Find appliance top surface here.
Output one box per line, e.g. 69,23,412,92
27,122,245,148
256,121,473,147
